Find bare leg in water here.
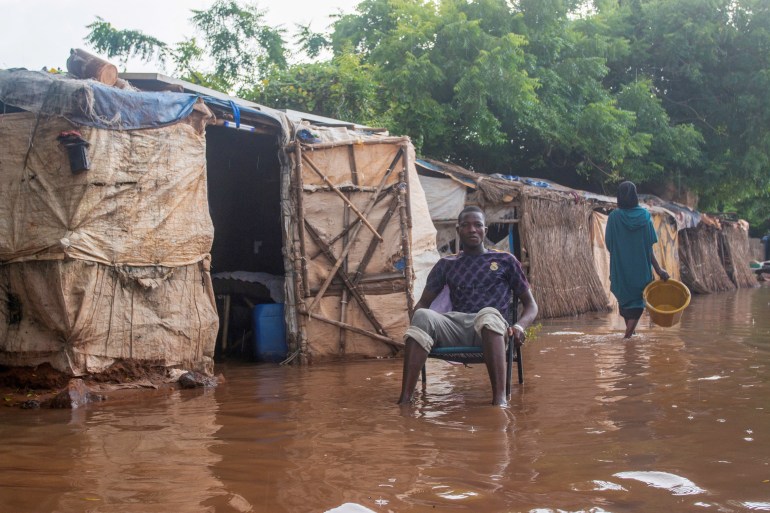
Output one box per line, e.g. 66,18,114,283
624,317,639,339
397,338,429,405
481,327,508,406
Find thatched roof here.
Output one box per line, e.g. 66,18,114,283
417,158,614,208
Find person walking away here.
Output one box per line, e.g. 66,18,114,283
605,181,669,338
397,206,538,406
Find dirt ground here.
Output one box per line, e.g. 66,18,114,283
0,361,175,409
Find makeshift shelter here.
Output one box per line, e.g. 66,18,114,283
124,74,439,365
678,216,737,294
416,159,610,319
0,68,438,377
718,219,757,289
0,69,219,376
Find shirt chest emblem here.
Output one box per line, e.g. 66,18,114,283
490,262,499,271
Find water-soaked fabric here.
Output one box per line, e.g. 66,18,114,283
424,250,528,320
405,306,507,352
605,206,658,309
619,306,644,322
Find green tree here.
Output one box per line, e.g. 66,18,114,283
602,0,770,231
83,0,769,231
85,0,287,95
247,48,386,126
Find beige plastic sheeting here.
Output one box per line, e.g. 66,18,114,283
590,212,617,311
418,175,467,222
0,111,214,266
0,259,218,375
0,106,218,376
650,211,681,282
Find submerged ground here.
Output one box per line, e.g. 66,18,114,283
0,285,768,512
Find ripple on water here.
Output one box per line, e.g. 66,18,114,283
614,471,706,495
739,502,770,511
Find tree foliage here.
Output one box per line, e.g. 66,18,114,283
85,0,770,233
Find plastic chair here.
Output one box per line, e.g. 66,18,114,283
420,295,524,396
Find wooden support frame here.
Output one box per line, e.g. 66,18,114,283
302,153,383,242
306,149,404,312
292,142,414,356
304,219,387,336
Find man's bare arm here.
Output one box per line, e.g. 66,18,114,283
509,289,538,346
412,288,440,316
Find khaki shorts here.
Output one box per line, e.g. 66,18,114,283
404,307,508,352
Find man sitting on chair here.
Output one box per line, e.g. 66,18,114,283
397,206,538,406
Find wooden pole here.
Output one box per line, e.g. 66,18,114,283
221,294,231,352
302,153,382,242
294,144,310,296
304,220,387,335
400,144,415,314
348,145,359,186
306,311,403,349
339,196,351,355
397,177,415,315
292,143,310,362
66,48,118,86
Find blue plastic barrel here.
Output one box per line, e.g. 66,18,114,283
252,303,287,362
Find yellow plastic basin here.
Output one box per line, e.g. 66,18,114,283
643,279,691,327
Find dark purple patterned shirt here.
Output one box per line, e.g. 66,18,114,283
425,250,529,320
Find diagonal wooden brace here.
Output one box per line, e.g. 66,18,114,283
304,220,387,336
306,148,404,312
302,153,382,242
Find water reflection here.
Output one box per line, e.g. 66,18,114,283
0,286,767,512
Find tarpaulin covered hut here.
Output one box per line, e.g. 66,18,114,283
0,69,219,376
0,68,438,377
416,159,610,319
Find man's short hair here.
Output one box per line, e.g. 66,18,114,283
457,205,485,224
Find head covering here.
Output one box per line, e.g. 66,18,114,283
617,181,639,209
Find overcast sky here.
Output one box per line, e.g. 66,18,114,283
1,0,361,71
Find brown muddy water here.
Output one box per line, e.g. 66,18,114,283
1,286,769,513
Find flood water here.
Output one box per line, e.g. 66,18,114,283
1,286,769,513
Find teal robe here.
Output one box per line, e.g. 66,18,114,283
605,207,658,309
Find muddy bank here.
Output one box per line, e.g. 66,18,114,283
0,361,220,409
